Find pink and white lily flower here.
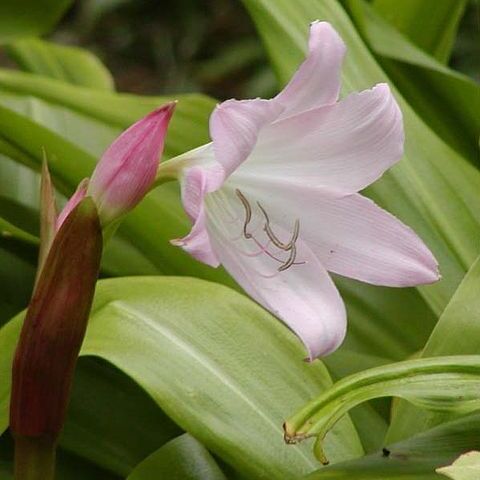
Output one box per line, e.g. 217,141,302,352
161,21,439,359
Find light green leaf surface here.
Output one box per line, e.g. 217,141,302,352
306,413,480,479
388,256,480,442
0,69,214,155
0,277,363,480
127,434,227,480
7,38,114,91
346,0,480,163
240,0,480,317
437,451,480,480
0,0,72,43
285,356,480,464
372,0,467,63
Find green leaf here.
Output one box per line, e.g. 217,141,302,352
127,434,226,480
388,255,480,442
240,0,480,316
437,451,480,480
345,0,480,164
0,277,364,480
0,69,213,155
285,356,480,464
329,278,437,375
0,0,72,43
0,214,38,246
7,38,114,91
372,0,467,63
306,413,480,479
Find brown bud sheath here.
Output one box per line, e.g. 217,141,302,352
10,197,102,478
37,155,57,279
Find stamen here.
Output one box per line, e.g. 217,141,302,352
234,189,305,272
257,202,300,251
235,189,253,239
278,245,298,271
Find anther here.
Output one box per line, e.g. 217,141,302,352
236,190,305,271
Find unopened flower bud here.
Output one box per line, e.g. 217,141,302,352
10,198,102,451
87,102,176,225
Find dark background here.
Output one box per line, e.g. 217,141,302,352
42,0,480,100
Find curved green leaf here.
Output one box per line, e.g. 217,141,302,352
285,356,480,464
7,38,114,91
127,434,226,480
0,277,363,480
0,69,214,155
372,0,467,63
306,413,480,479
346,0,480,164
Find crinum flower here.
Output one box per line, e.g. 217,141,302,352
159,21,439,359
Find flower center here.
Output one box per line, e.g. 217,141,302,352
235,189,305,272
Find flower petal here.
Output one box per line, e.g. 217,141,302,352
275,21,346,118
244,84,404,195
210,98,284,177
172,166,220,267
234,180,439,287
205,189,347,359
311,193,440,286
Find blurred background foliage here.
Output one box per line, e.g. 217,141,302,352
1,0,477,102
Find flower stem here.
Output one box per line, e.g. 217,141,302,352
14,436,56,480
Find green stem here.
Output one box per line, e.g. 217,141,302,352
14,436,56,480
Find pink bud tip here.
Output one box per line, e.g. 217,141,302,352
87,102,176,225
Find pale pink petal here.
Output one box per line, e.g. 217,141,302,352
311,193,440,286
171,204,220,267
243,84,404,195
56,178,89,232
205,189,347,359
172,166,220,267
210,98,284,177
89,102,175,224
232,180,439,287
275,21,346,118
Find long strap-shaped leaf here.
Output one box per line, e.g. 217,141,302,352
285,356,480,465
372,0,467,63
